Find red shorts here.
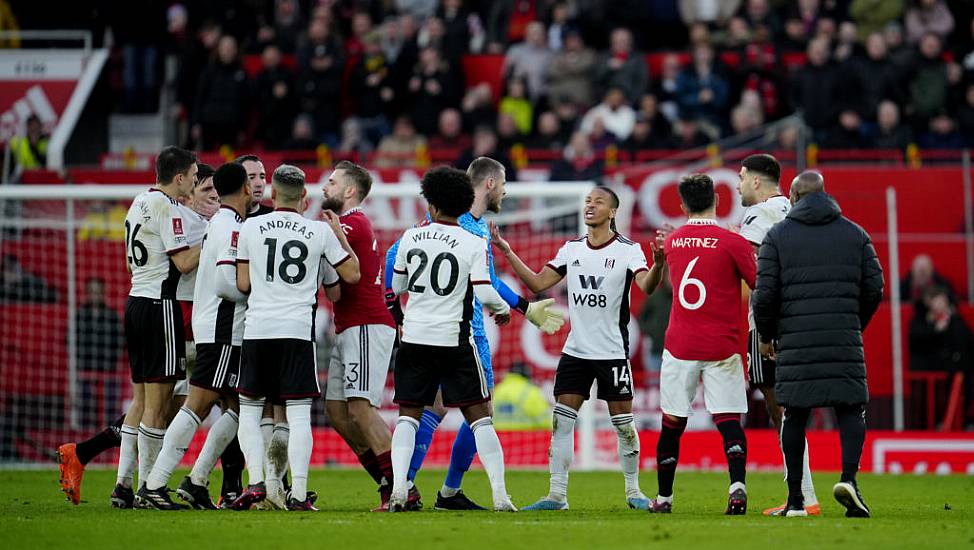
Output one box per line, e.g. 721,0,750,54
180,300,194,342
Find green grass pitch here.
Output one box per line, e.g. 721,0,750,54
2,469,972,549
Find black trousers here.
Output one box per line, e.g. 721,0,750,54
781,404,866,501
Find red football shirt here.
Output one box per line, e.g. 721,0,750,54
663,219,756,361
332,209,395,333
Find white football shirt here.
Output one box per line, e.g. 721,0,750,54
393,222,510,347
237,209,350,340
176,205,208,301
192,206,246,345
740,195,790,330
125,188,191,300
546,233,648,360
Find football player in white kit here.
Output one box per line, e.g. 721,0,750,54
491,186,666,511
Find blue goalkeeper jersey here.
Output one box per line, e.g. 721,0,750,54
385,213,522,348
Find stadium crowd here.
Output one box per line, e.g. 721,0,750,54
9,0,974,165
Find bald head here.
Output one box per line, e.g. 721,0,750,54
790,171,825,204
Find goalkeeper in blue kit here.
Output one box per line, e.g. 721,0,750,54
384,157,564,510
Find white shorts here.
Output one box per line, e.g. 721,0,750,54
659,349,748,417
325,324,396,407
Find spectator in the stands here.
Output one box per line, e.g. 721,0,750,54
0,254,56,303
908,33,956,125
919,113,965,149
901,254,957,311
741,0,782,40
344,12,374,71
461,82,497,131
672,116,711,148
350,31,395,148
256,44,297,150
77,200,127,241
596,28,649,105
76,276,124,426
530,111,566,151
653,55,682,123
676,43,731,132
297,18,344,144
546,2,571,52
109,0,166,113
546,27,596,109
282,113,319,150
485,0,537,54
496,112,525,151
790,36,840,143
678,0,740,26
435,0,472,56
175,20,220,127
500,78,533,135
376,115,427,168
884,21,916,80
827,109,870,148
338,118,370,155
503,21,551,104
428,108,471,151
549,131,603,184
580,87,636,141
872,100,915,149
730,104,763,137
9,114,48,171
905,0,955,44
623,113,672,154
852,32,903,123
849,0,904,42
408,47,457,136
456,125,517,181
586,116,619,151
908,286,972,395
833,21,862,64
192,34,251,150
395,0,437,21
553,99,581,142
638,93,672,142
781,15,811,52
255,0,304,53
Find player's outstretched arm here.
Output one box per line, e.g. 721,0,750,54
635,232,666,295
170,245,201,274
489,222,563,294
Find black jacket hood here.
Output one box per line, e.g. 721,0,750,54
787,191,841,225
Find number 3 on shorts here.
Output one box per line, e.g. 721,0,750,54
612,364,631,387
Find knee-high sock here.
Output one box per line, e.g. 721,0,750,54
116,424,139,488
713,413,747,489
357,448,383,485
191,410,238,487
137,423,166,488
835,404,866,484
146,407,201,490
266,422,290,495
392,416,420,496
443,421,477,493
470,417,507,501
238,397,266,485
656,415,687,499
77,414,125,465
285,401,312,502
408,409,441,482
548,403,577,502
260,417,274,454
782,407,811,503
219,436,245,495
611,413,642,498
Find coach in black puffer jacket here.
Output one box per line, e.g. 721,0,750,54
753,176,884,409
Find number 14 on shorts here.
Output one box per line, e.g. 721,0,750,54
612,364,632,386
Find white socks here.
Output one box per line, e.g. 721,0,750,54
470,417,508,502
611,413,642,498
238,397,266,485
116,424,139,488
137,423,166,488
261,417,274,453
190,410,238,487
391,416,419,497
548,404,577,502
285,401,312,502
265,422,290,497
146,407,201,490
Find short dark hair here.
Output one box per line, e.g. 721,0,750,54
213,163,248,197
195,163,215,186
155,146,197,184
466,157,505,187
741,153,781,184
272,164,306,202
678,173,716,213
421,166,474,218
233,154,261,165
335,160,372,201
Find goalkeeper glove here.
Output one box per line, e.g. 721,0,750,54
524,298,565,335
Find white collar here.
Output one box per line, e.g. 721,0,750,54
340,206,363,217
686,218,718,226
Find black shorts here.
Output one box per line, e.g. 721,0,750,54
747,330,775,387
553,354,633,401
190,343,241,393
394,340,489,408
125,296,186,384
239,339,320,403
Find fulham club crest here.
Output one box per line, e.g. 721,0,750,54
604,258,615,269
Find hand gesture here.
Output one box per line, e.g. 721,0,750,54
494,312,511,326
322,210,344,237
759,341,776,360
650,232,665,265
489,221,511,254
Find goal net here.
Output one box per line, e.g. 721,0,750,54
1,179,651,471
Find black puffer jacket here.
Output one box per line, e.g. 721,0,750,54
753,192,884,408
